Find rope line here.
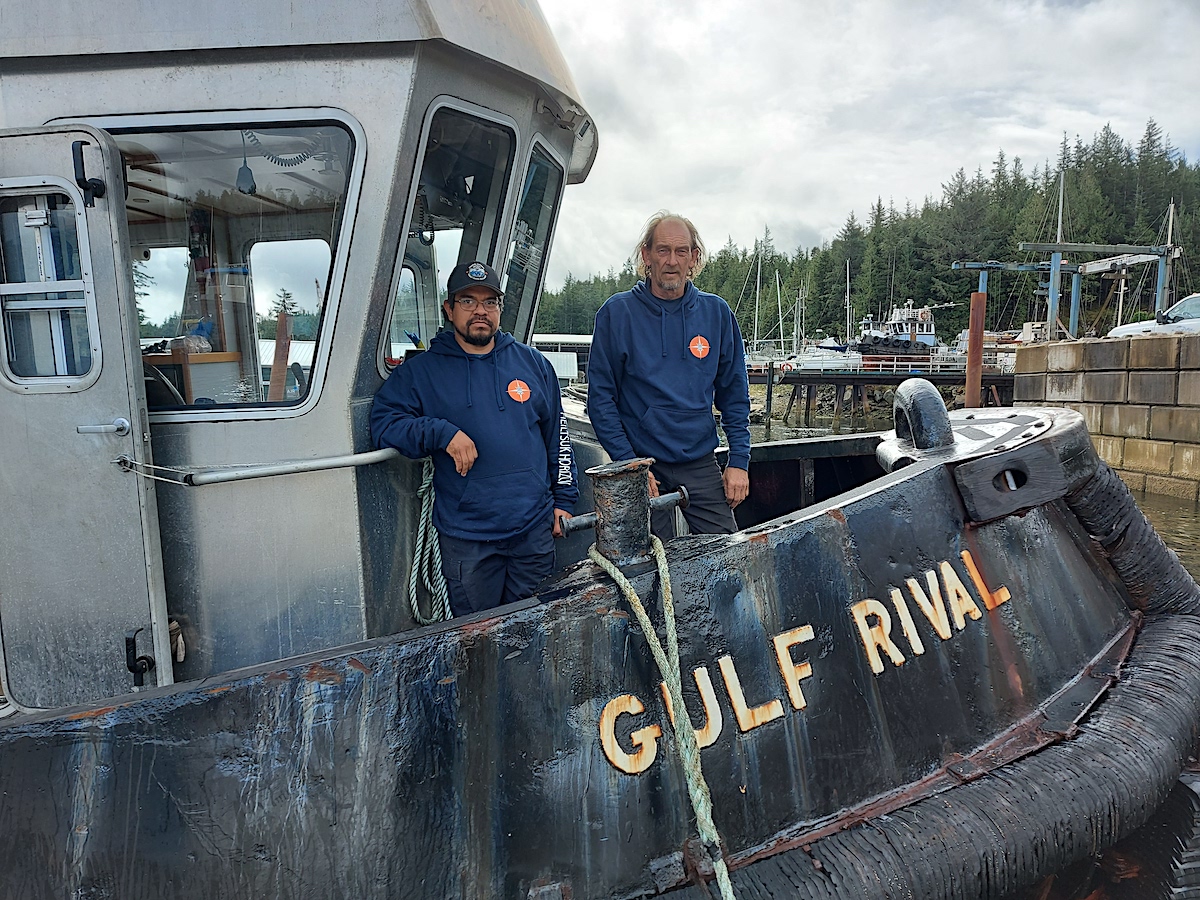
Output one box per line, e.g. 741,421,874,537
588,537,736,900
408,458,451,626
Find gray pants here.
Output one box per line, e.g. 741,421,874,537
650,454,738,539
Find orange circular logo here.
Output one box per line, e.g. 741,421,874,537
689,335,711,359
507,379,531,402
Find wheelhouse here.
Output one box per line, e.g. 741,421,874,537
0,0,597,708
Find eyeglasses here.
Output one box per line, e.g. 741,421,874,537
454,296,502,311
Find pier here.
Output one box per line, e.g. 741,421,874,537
749,361,1015,424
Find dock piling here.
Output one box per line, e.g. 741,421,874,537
965,291,986,407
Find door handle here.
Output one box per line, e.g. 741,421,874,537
77,417,131,436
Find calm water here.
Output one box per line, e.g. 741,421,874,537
1135,491,1200,579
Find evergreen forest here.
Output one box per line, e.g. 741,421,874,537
535,121,1200,345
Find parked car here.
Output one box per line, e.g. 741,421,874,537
1108,292,1200,337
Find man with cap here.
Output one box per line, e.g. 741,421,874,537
371,260,577,618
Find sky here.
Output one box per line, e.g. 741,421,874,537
537,0,1200,291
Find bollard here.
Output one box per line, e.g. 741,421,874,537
562,458,689,566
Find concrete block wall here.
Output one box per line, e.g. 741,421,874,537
1014,334,1200,500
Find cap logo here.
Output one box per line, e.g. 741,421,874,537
467,262,489,281
689,335,711,359
507,379,531,402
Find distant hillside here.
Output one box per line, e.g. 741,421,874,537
536,120,1199,342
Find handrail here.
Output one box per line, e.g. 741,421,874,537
185,447,400,485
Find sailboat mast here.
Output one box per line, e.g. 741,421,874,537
844,259,851,344
1056,170,1065,243
1166,199,1177,307
775,270,785,355
753,251,761,350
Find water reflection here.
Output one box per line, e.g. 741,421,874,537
1135,491,1200,579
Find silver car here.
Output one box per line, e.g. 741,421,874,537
1108,292,1200,337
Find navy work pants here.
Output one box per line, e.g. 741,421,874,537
650,453,738,538
438,525,556,618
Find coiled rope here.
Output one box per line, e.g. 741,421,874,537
408,459,451,625
588,537,736,900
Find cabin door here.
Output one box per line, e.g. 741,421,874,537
0,126,171,709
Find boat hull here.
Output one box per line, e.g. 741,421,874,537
0,404,1197,899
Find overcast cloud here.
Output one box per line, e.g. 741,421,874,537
538,0,1200,290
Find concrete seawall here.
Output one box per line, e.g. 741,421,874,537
1014,334,1200,500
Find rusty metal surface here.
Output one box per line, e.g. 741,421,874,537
587,457,654,565
0,404,1182,899
0,408,1139,899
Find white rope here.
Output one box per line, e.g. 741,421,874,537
408,458,451,626
588,537,736,900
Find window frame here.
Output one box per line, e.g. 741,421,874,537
504,135,568,343
51,108,367,422
377,97,521,377
0,177,103,394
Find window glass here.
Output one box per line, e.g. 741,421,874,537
0,193,93,380
383,108,514,369
1169,295,1200,320
114,122,354,408
385,266,419,364
500,144,564,334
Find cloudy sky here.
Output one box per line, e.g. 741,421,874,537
537,0,1200,291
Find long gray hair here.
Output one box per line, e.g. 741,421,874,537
632,211,707,280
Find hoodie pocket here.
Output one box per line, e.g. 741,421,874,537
635,406,715,462
455,468,549,533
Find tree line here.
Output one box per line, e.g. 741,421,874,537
535,120,1199,344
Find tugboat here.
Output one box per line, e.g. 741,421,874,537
2,4,1200,899
856,299,953,355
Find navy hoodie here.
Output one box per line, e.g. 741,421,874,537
588,280,751,470
371,330,578,542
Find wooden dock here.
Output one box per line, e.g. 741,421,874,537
748,365,1015,425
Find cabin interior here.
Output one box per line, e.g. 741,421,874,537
0,10,884,714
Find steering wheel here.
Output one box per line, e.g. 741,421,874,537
143,361,186,406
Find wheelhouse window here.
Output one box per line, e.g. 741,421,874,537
501,144,564,336
383,107,514,366
0,192,97,383
114,122,354,408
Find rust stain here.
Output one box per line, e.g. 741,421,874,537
437,676,456,685
827,508,847,524
347,657,371,674
265,672,291,683
206,684,235,694
304,663,343,685
748,532,770,544
67,705,117,720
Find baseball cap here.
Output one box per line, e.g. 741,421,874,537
447,261,503,299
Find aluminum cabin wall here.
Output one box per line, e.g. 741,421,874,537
0,45,421,678
352,43,581,637
0,0,596,181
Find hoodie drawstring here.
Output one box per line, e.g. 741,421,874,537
493,353,505,411
681,302,689,360
464,353,506,410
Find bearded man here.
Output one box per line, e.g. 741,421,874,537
587,212,751,537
